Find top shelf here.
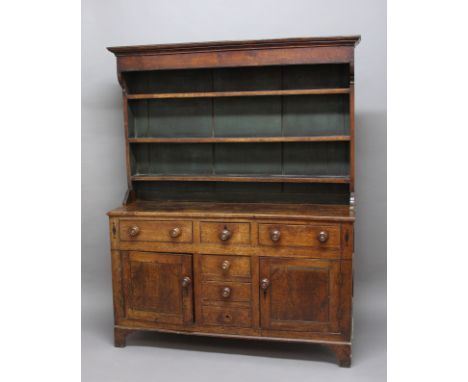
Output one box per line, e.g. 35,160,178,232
126,88,350,100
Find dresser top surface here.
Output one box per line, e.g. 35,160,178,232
108,201,355,222
107,36,361,56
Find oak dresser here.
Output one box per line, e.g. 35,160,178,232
107,36,360,367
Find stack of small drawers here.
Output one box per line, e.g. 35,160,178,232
200,254,252,328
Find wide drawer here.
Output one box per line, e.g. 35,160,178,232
200,222,251,245
200,254,251,281
201,281,251,304
258,223,341,249
119,219,193,243
201,306,252,328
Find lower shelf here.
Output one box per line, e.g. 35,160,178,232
131,174,351,184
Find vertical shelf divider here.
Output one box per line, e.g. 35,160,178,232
211,69,216,189
280,66,285,192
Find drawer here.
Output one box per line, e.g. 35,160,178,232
258,223,341,249
201,254,251,281
200,222,251,245
119,219,193,243
201,306,252,328
201,281,251,304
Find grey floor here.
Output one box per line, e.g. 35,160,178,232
82,269,386,381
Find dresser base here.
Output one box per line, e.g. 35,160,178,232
108,201,354,367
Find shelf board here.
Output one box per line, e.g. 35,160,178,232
131,174,350,184
126,88,350,100
128,136,351,144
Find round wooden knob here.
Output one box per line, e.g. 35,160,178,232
219,229,232,241
221,287,231,298
221,260,231,271
270,229,281,242
181,276,191,288
169,227,181,238
318,231,329,243
260,278,270,291
128,225,140,237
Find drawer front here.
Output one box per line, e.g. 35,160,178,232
201,281,251,304
201,254,251,281
119,220,193,243
200,222,251,245
258,223,341,249
201,306,252,328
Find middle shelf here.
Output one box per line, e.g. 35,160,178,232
127,92,350,139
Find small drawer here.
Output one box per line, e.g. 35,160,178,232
258,223,341,249
201,281,251,304
201,254,251,281
201,306,251,328
119,219,193,243
200,222,251,245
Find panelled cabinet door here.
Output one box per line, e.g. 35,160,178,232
122,251,193,324
259,257,341,333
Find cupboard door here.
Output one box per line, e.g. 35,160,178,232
259,257,341,333
122,251,193,324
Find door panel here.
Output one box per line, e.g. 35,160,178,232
260,257,341,333
122,251,193,324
